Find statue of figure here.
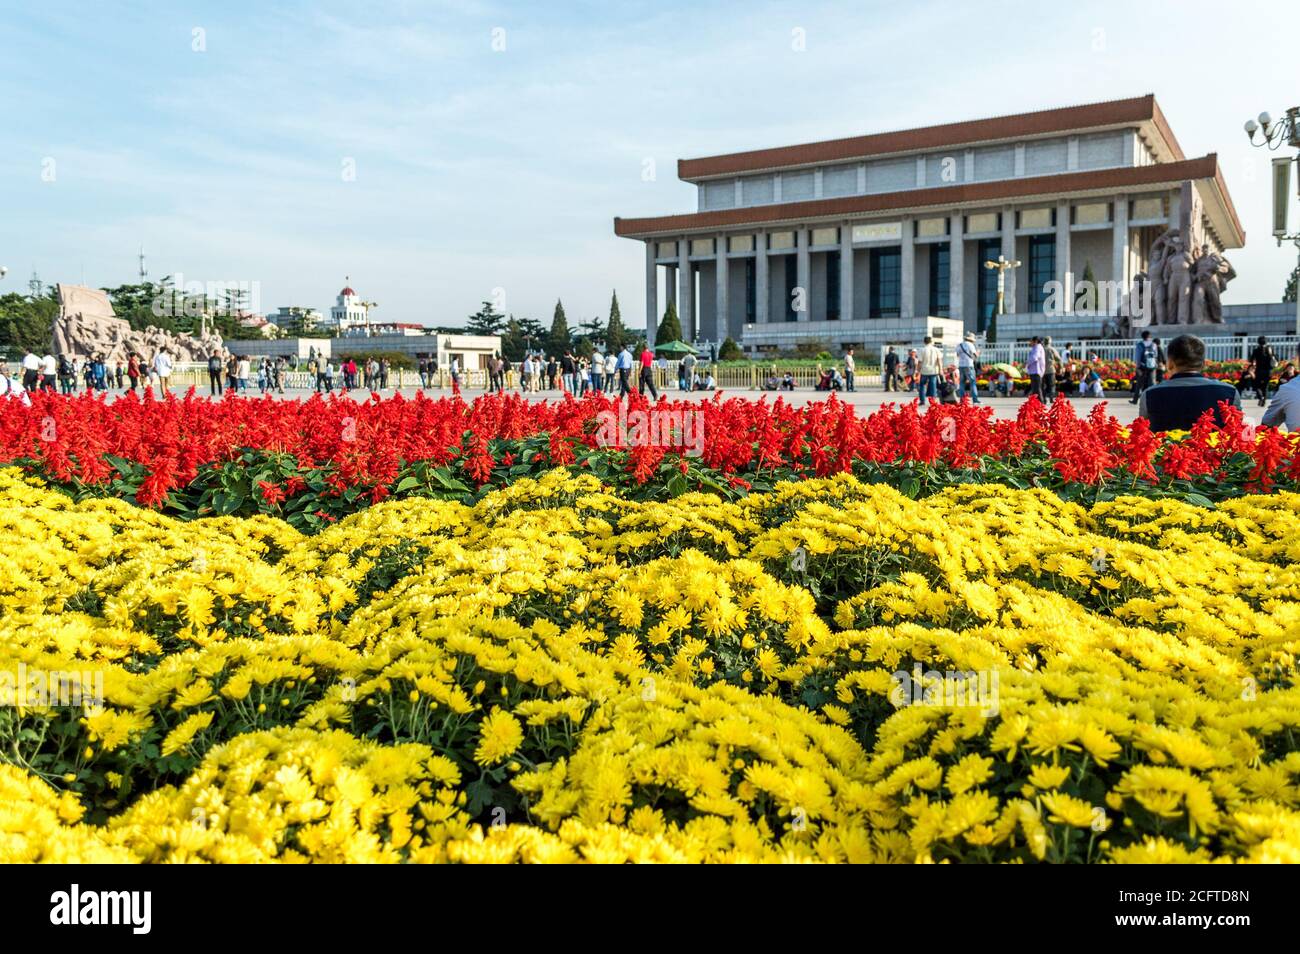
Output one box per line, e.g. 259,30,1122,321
1119,271,1151,330
1146,229,1176,326
1162,233,1195,325
1190,244,1235,324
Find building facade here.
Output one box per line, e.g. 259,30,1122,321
327,283,370,333
614,95,1245,352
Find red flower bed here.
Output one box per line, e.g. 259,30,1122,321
0,388,1295,527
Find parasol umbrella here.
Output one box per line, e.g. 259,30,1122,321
987,362,1022,378
654,340,699,356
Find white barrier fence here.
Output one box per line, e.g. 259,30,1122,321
882,336,1300,369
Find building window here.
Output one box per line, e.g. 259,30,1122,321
868,247,901,318
928,245,950,317
1028,235,1055,313
976,238,1001,332
744,259,756,323
784,257,799,321
826,251,841,320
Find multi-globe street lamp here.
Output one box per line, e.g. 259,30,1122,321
1244,106,1300,334
983,254,1020,342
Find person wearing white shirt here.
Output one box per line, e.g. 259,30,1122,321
153,350,173,390
21,352,41,392
918,337,943,401
843,347,856,392
41,354,57,392
955,333,981,404
236,356,250,392
1,364,32,407
1263,344,1300,431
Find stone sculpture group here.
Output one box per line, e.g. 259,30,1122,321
51,284,225,365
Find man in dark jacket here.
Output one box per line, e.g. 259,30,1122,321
1138,334,1240,432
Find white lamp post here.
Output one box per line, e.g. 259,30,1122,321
1245,106,1300,334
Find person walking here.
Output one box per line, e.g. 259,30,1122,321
57,354,75,394
150,350,171,391
20,351,41,393
955,333,980,404
918,336,943,402
1043,336,1061,403
207,351,224,395
615,345,633,397
1130,331,1157,403
882,346,899,392
561,351,577,394
1025,337,1046,401
126,353,141,392
605,350,618,396
41,353,57,392
590,353,604,393
235,355,250,393
843,347,856,392
638,343,659,399
682,350,697,392
1250,335,1275,408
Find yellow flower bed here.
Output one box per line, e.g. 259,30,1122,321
1,468,1298,863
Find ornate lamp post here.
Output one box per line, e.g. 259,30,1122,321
983,254,1021,342
1245,107,1300,333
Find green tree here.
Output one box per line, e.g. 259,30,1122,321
605,290,627,353
0,290,58,355
656,300,683,344
548,299,571,355
467,299,507,337
500,316,525,362
718,336,744,361
1075,262,1097,310
579,314,605,347
1284,263,1298,303
516,317,546,354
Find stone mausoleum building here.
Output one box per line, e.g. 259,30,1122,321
614,95,1254,352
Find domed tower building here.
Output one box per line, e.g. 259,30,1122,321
328,279,369,334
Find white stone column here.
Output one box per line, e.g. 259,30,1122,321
1001,206,1017,315
839,224,853,321
1056,202,1073,315
755,231,769,324
678,239,694,339
645,241,658,348
900,218,915,319
795,228,810,321
1111,196,1130,316
665,263,677,308
715,236,729,343
949,215,964,327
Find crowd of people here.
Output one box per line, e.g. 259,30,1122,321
0,349,183,405
6,333,1300,437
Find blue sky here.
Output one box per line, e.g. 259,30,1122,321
2,0,1298,330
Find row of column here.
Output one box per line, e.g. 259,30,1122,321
643,195,1137,342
